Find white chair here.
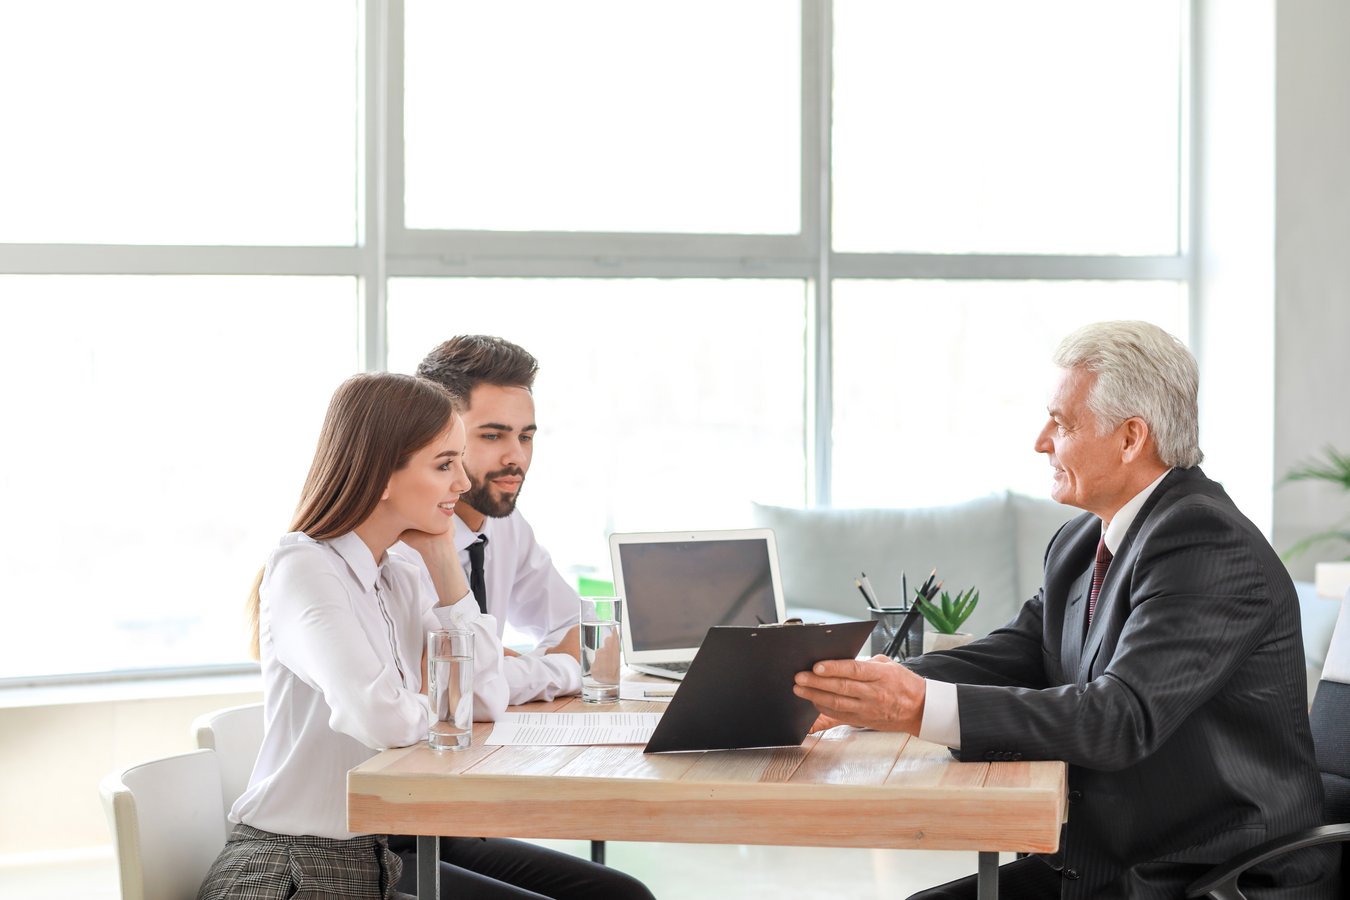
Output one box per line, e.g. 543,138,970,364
191,702,263,824
100,749,228,900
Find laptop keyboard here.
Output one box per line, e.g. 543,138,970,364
632,660,692,680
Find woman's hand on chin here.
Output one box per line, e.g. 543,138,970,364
398,528,472,607
397,527,452,563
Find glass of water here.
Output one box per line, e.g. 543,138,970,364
427,629,474,750
579,596,623,703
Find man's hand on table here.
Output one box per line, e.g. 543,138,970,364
793,654,927,734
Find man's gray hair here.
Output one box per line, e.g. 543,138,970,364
1053,320,1203,469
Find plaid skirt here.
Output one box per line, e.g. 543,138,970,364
197,823,413,900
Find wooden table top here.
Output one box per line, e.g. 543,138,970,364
349,696,1065,854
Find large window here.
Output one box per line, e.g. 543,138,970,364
0,1,359,245
0,0,1189,681
0,276,358,679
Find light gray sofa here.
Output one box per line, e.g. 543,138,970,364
754,491,1079,638
753,493,1339,699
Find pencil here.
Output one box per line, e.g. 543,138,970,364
855,577,880,610
860,572,881,608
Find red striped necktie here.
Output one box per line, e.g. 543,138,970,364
1088,537,1113,626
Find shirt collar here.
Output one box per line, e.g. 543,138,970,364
1102,468,1171,555
453,513,485,552
325,531,382,592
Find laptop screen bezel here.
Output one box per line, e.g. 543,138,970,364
607,528,786,665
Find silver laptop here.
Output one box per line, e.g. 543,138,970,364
609,529,786,681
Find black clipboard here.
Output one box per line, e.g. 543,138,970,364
643,619,876,753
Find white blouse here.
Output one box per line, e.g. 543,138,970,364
230,531,508,839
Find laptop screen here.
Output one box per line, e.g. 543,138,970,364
617,537,780,652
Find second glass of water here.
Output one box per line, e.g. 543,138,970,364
580,596,623,703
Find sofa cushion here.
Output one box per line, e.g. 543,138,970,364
752,494,1021,638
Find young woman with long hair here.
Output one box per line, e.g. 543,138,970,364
198,372,509,898
199,372,653,900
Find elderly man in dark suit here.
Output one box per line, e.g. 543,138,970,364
794,321,1338,899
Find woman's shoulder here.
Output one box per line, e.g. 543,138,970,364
264,533,341,584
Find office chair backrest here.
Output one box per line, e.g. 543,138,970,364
1310,588,1350,872
100,748,228,900
192,702,264,824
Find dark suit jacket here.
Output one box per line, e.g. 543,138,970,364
908,467,1338,899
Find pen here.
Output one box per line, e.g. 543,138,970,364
642,687,677,697
888,603,925,659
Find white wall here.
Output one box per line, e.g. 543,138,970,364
1193,0,1275,535
1273,0,1350,579
0,689,260,859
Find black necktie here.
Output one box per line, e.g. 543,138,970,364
468,534,489,613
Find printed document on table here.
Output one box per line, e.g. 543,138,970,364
485,711,662,746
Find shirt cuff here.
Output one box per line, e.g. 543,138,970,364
917,678,961,749
431,590,481,627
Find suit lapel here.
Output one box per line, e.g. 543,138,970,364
1079,517,1147,678
1061,564,1093,678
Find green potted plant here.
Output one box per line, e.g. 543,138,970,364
1282,445,1350,559
914,586,979,653
1282,445,1350,598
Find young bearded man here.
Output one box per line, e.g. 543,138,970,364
387,335,652,900
413,334,582,706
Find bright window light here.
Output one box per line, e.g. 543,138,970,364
0,1,359,245
403,0,801,234
0,276,358,678
833,0,1183,254
832,279,1189,507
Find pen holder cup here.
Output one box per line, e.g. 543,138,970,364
869,607,923,660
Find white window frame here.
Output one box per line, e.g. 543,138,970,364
0,0,1191,682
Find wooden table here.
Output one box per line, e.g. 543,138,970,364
349,697,1066,900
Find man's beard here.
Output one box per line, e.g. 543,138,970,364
462,466,526,519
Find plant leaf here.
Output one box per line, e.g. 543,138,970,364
1281,527,1350,561
950,588,979,629
1282,445,1350,490
915,596,954,634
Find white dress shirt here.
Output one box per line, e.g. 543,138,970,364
397,511,582,707
458,511,582,705
918,470,1171,749
230,531,508,839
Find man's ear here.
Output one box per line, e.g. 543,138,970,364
1119,417,1152,463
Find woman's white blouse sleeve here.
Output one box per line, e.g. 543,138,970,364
265,544,431,750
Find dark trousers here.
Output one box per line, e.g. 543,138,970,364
387,835,655,900
907,855,1063,900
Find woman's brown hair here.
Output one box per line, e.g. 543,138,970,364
246,372,455,658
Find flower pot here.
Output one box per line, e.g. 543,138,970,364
924,631,975,653
1315,561,1350,599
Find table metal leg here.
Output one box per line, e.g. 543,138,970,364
590,840,605,864
417,834,440,900
976,851,998,900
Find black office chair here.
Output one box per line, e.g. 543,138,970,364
1186,592,1350,899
